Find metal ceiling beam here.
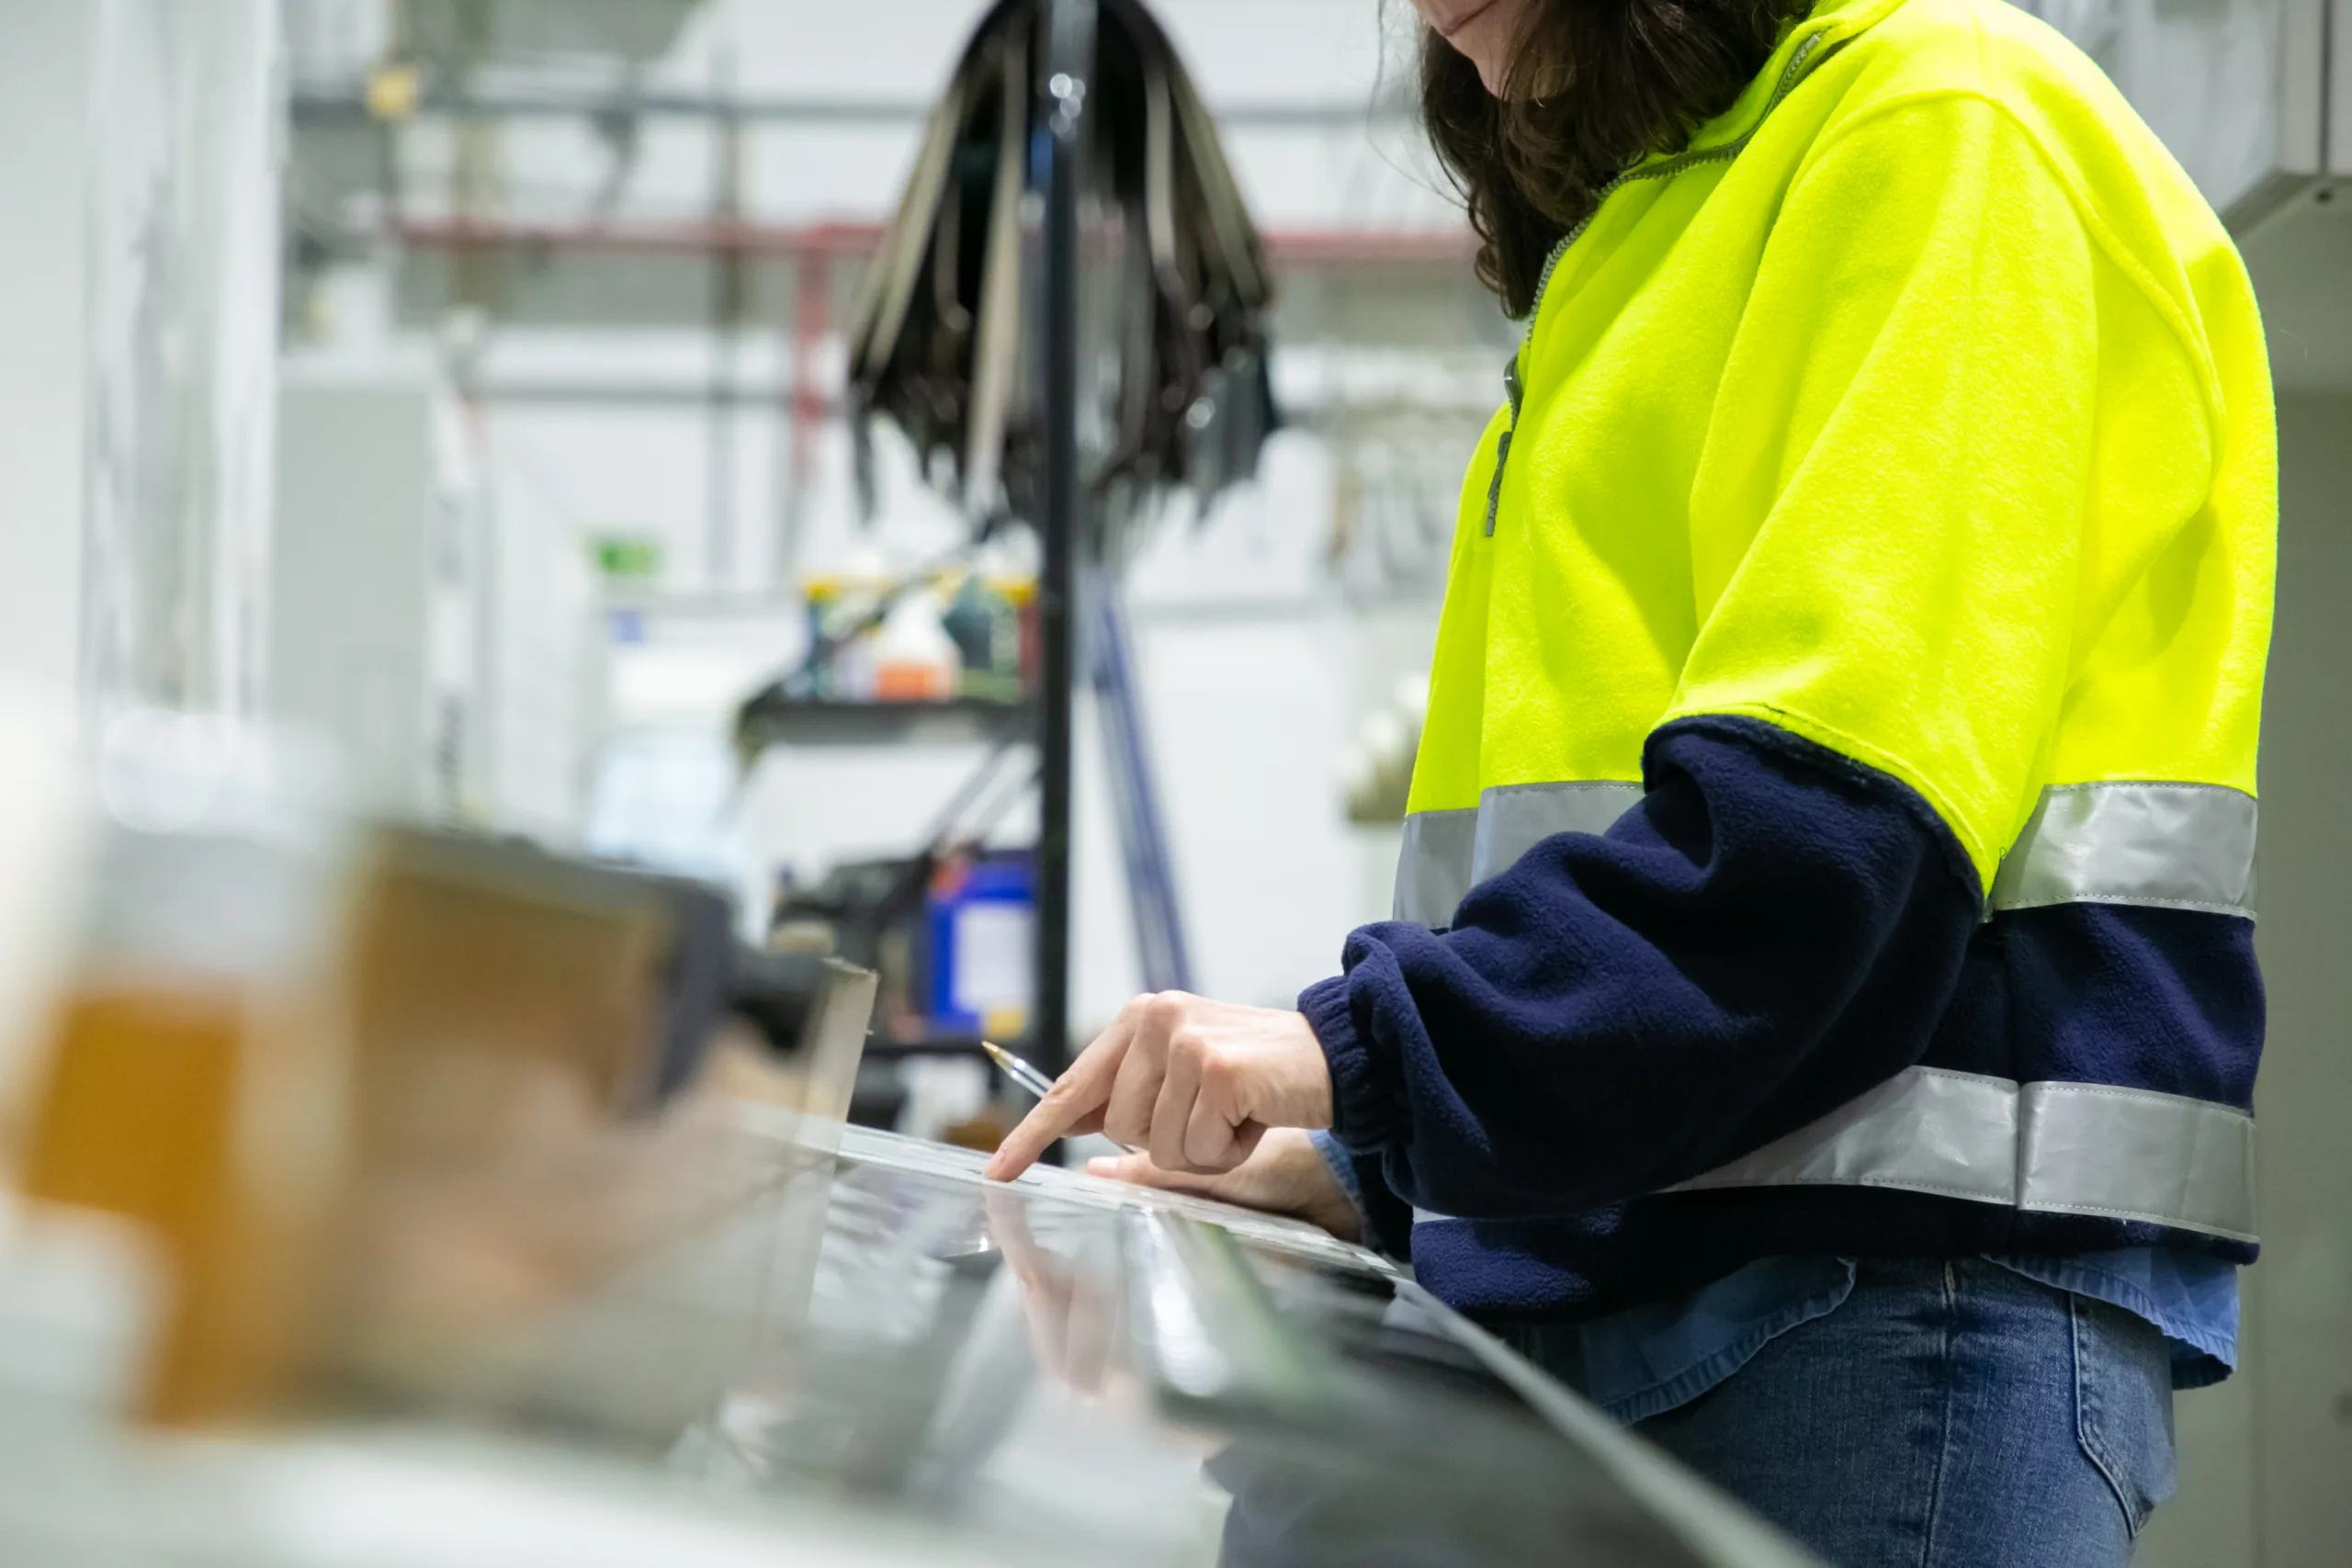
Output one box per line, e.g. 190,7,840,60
289,81,1411,130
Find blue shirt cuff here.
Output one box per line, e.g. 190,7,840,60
1307,1129,1369,1218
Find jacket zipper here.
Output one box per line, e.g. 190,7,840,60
1483,27,1839,536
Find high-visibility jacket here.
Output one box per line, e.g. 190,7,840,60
1303,0,2274,1320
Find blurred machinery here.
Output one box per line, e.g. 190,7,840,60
735,0,1292,1105
0,705,870,1427
273,369,608,839
845,0,1279,527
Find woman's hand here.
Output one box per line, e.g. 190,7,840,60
983,992,1333,1181
980,1185,1120,1393
1083,1127,1362,1243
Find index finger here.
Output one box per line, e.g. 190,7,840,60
983,1028,1128,1180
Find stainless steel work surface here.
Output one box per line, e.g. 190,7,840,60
650,1117,1821,1568
0,1112,1824,1567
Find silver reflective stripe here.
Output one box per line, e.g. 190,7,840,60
1993,782,2257,919
1664,1066,2256,1243
1401,777,2255,924
1394,807,1478,928
1395,781,1645,927
1474,781,1646,889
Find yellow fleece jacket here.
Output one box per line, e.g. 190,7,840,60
1411,0,2276,892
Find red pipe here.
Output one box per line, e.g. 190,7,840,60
784,249,832,538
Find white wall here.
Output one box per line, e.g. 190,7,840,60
273,378,445,817
0,0,286,715
484,461,607,847
0,2,94,696
82,0,284,717
2246,392,2352,1567
2131,393,2352,1568
2133,186,2352,1564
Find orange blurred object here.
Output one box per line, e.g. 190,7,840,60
19,979,341,1425
873,660,958,701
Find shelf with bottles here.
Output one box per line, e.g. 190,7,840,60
734,690,1031,753
804,567,1035,703
734,562,1038,759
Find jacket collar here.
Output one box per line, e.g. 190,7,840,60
1678,0,1912,153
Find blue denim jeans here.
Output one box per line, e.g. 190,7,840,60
1517,1258,2177,1567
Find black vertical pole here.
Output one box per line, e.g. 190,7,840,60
1031,0,1094,1088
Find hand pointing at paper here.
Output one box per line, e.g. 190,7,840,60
983,992,1334,1181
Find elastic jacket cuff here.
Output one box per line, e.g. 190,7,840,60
1299,973,1399,1153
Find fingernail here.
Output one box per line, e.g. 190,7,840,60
1086,1157,1116,1175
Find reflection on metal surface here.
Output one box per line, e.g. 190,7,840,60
659,1120,1813,1566
1136,1233,1230,1401
1121,1211,1341,1410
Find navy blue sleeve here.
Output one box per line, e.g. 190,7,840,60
1298,715,1983,1219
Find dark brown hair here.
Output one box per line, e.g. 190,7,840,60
1420,0,1815,316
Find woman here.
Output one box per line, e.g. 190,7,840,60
989,0,2274,1559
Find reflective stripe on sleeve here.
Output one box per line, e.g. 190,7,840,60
1393,782,1644,926
1662,1066,2257,1242
1408,1068,2256,1243
1393,807,1479,929
1992,781,2257,919
1397,776,2257,928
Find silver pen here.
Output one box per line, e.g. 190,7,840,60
981,1040,1139,1153
980,1039,1058,1100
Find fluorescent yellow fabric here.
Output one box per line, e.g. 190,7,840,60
1410,0,2276,891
